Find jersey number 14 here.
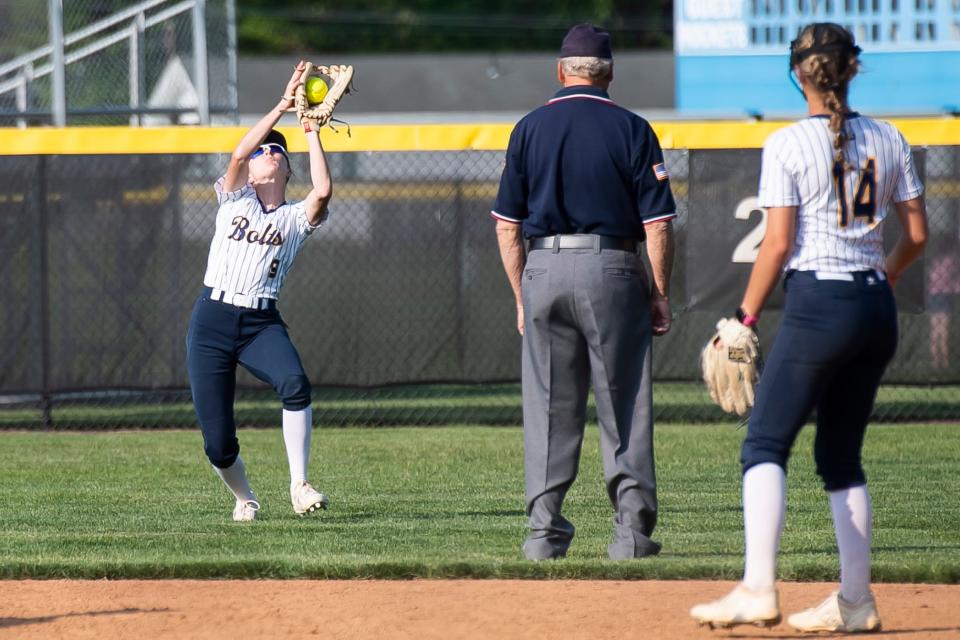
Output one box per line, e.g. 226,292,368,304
833,158,876,227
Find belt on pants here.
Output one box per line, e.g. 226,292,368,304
528,234,638,252
203,286,277,310
810,270,887,283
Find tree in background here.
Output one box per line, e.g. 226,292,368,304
236,0,673,53
0,0,50,64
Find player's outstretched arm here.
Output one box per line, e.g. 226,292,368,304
886,196,928,288
302,128,333,226
739,206,796,317
222,61,307,192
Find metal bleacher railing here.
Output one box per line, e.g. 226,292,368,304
0,0,237,127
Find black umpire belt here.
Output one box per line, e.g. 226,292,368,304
528,234,638,252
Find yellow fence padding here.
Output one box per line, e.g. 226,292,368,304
0,118,958,155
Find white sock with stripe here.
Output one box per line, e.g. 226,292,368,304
283,406,313,486
742,462,786,592
829,484,873,602
213,456,256,502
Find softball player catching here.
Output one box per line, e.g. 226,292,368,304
187,60,332,522
690,23,928,631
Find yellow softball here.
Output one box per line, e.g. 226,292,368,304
305,76,329,105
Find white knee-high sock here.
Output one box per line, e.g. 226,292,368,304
742,462,787,592
213,456,256,502
829,485,873,602
282,406,313,485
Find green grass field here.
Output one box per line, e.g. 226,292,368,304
1,422,957,582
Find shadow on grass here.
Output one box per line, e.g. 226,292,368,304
873,544,960,552
661,551,744,559
661,504,743,514
780,544,960,557
313,509,525,524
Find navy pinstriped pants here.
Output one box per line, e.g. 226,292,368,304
741,270,898,491
186,288,311,468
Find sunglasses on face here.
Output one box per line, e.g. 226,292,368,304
250,143,289,162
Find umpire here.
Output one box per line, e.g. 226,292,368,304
492,23,676,560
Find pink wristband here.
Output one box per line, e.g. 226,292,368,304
736,307,759,328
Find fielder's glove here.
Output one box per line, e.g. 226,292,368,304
700,318,763,416
292,62,354,133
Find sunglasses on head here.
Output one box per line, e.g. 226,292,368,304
250,143,289,161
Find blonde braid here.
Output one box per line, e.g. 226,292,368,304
793,24,861,172
806,57,850,168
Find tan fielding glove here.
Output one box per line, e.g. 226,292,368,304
293,62,355,133
701,318,763,416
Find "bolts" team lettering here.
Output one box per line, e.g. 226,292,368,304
228,216,284,245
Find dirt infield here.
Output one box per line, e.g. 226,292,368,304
1,580,958,639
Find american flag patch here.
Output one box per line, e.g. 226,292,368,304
652,162,669,181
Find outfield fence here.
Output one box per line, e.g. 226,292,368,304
1,120,958,428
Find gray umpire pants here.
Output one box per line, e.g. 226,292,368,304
520,243,659,560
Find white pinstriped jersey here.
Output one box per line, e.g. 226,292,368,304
202,177,320,299
758,115,923,272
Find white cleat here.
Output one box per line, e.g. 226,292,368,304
690,584,781,629
291,480,330,516
788,591,881,633
232,499,261,522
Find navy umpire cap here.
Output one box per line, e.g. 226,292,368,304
560,23,613,59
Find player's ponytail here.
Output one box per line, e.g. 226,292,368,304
790,23,861,170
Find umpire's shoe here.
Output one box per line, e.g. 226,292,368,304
522,537,569,561
690,584,781,629
291,480,329,516
607,528,661,560
233,499,261,522
787,591,881,633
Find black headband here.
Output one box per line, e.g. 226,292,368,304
790,41,862,67
789,23,861,69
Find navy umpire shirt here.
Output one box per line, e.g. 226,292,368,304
491,85,676,241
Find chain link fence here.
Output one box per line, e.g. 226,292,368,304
0,0,236,126
1,143,958,428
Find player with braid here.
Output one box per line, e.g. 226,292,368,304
187,60,332,522
690,23,928,632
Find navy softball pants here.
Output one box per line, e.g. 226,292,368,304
741,270,898,491
186,289,311,468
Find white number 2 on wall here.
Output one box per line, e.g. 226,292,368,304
732,196,768,263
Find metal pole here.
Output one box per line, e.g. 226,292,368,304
48,0,66,127
225,0,239,123
192,0,210,124
454,180,465,375
37,156,53,428
15,76,26,128
129,12,146,126
15,64,33,129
